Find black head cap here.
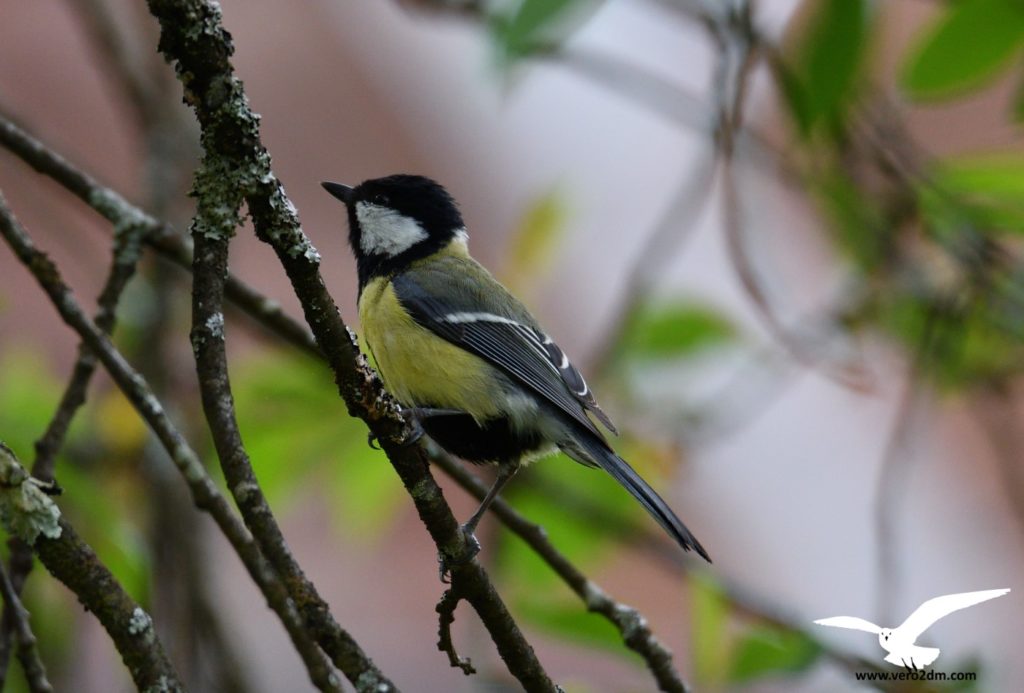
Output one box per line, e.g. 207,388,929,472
322,174,465,290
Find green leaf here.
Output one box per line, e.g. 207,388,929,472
516,599,623,653
0,349,64,455
491,0,602,63
502,189,568,293
729,625,822,683
933,155,1024,200
782,0,870,135
928,155,1024,234
232,349,404,540
327,443,403,538
615,302,735,362
812,167,887,269
58,463,151,602
902,0,1024,101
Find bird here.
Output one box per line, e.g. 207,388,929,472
321,174,709,566
814,588,1010,669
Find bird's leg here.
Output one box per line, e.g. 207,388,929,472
373,406,467,449
461,461,519,539
438,461,520,582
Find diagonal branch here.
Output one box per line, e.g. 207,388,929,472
0,188,151,683
2,102,889,686
143,0,556,687
0,113,319,358
0,190,342,692
0,559,51,693
430,448,690,692
187,167,392,689
0,443,181,692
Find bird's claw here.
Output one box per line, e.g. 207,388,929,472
437,526,482,583
366,412,426,450
399,415,425,447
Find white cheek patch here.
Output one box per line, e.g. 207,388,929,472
355,201,428,257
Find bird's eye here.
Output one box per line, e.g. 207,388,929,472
373,193,390,205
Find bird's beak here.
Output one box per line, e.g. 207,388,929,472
321,181,354,205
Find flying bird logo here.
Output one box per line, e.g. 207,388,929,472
814,588,1010,669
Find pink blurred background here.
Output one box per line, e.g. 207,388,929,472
1,1,1022,691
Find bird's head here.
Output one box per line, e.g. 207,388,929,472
879,628,892,645
321,175,466,289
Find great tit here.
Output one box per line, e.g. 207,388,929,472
322,175,709,563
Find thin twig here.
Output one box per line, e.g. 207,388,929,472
520,473,898,682
0,190,343,692
0,443,182,691
0,113,320,358
0,193,150,682
0,114,166,236
436,587,476,675
188,171,391,689
430,448,689,692
591,150,718,373
0,561,51,693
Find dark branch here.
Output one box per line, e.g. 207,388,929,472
0,560,51,693
0,190,342,692
430,449,689,692
0,112,320,359
188,172,391,688
143,0,555,687
435,587,476,676
0,443,181,691
0,183,150,683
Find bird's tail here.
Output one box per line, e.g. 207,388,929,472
566,434,711,562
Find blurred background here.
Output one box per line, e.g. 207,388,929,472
1,0,1023,690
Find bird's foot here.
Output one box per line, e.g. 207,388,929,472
365,408,436,450
398,407,463,448
437,525,482,583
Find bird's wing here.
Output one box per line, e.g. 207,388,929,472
392,264,615,439
898,589,1010,641
813,616,882,634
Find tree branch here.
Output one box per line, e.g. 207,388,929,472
0,186,150,683
0,190,343,692
0,112,320,359
0,443,181,691
430,447,690,692
188,175,392,688
0,559,51,693
143,0,556,687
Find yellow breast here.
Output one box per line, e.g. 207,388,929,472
358,276,503,420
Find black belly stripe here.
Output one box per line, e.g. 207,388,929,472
421,413,546,465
